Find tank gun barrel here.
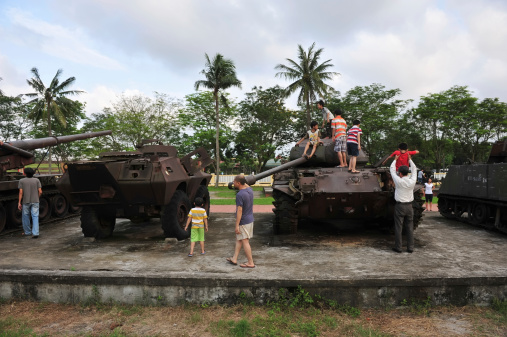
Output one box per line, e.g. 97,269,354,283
1,130,112,153
229,156,308,189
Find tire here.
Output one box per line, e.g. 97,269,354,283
52,194,69,218
161,190,192,240
6,201,22,228
272,190,298,234
472,203,490,224
0,203,6,233
81,207,116,239
39,197,52,223
195,185,210,216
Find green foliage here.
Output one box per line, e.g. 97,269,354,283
0,316,39,337
80,92,181,158
177,91,238,173
275,42,339,128
195,53,242,186
231,319,252,337
236,86,297,173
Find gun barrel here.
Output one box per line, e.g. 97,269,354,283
4,130,112,151
246,156,308,185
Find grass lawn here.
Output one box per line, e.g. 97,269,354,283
209,185,273,205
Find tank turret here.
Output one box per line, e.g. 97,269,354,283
438,140,507,233
0,130,112,233
56,140,213,240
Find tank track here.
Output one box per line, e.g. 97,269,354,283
412,189,425,230
438,195,507,234
272,190,299,234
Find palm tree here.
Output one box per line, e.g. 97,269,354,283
25,68,84,173
195,53,242,187
275,43,339,128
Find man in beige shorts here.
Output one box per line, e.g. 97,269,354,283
226,175,255,268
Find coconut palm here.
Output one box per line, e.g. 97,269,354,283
195,53,242,187
25,68,84,173
275,43,339,128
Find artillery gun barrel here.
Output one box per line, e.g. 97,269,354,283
229,156,308,189
2,130,112,152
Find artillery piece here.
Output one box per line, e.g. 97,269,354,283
56,140,213,240
232,138,425,234
0,130,112,233
438,140,507,233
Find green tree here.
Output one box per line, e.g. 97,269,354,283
275,42,339,129
177,91,238,174
24,68,84,173
195,53,242,186
81,92,181,158
340,84,411,164
236,86,297,173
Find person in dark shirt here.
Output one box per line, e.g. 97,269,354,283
226,175,255,268
18,168,42,238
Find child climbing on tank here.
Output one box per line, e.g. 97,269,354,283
295,121,322,159
184,197,208,257
382,142,420,172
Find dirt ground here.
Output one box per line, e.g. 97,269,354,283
1,300,506,336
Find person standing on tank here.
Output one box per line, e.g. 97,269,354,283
331,108,348,168
316,100,333,139
390,155,418,253
18,167,42,238
226,175,255,268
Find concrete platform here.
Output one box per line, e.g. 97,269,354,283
0,211,506,307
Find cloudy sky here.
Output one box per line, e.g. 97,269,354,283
1,0,506,116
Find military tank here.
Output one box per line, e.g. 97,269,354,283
438,140,507,233
0,130,112,234
233,138,425,234
56,140,213,240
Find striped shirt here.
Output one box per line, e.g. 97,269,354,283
331,117,347,140
188,207,208,229
347,125,362,144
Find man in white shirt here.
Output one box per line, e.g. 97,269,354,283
390,155,417,253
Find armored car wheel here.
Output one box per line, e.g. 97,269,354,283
81,207,116,239
52,194,69,218
195,185,210,216
161,190,192,240
272,190,299,234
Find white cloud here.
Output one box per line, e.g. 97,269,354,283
5,8,124,70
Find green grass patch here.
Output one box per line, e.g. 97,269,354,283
215,191,239,198
211,198,274,205
208,186,265,192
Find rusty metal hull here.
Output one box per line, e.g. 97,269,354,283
56,143,213,240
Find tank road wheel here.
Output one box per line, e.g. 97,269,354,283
272,190,299,235
412,189,425,230
0,203,6,233
51,194,69,218
438,197,454,219
195,185,211,216
161,190,192,240
7,201,22,228
39,197,52,223
81,207,116,239
69,204,82,214
472,203,490,225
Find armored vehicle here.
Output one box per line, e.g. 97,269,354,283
0,131,112,233
438,140,507,233
234,138,424,234
57,140,213,240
